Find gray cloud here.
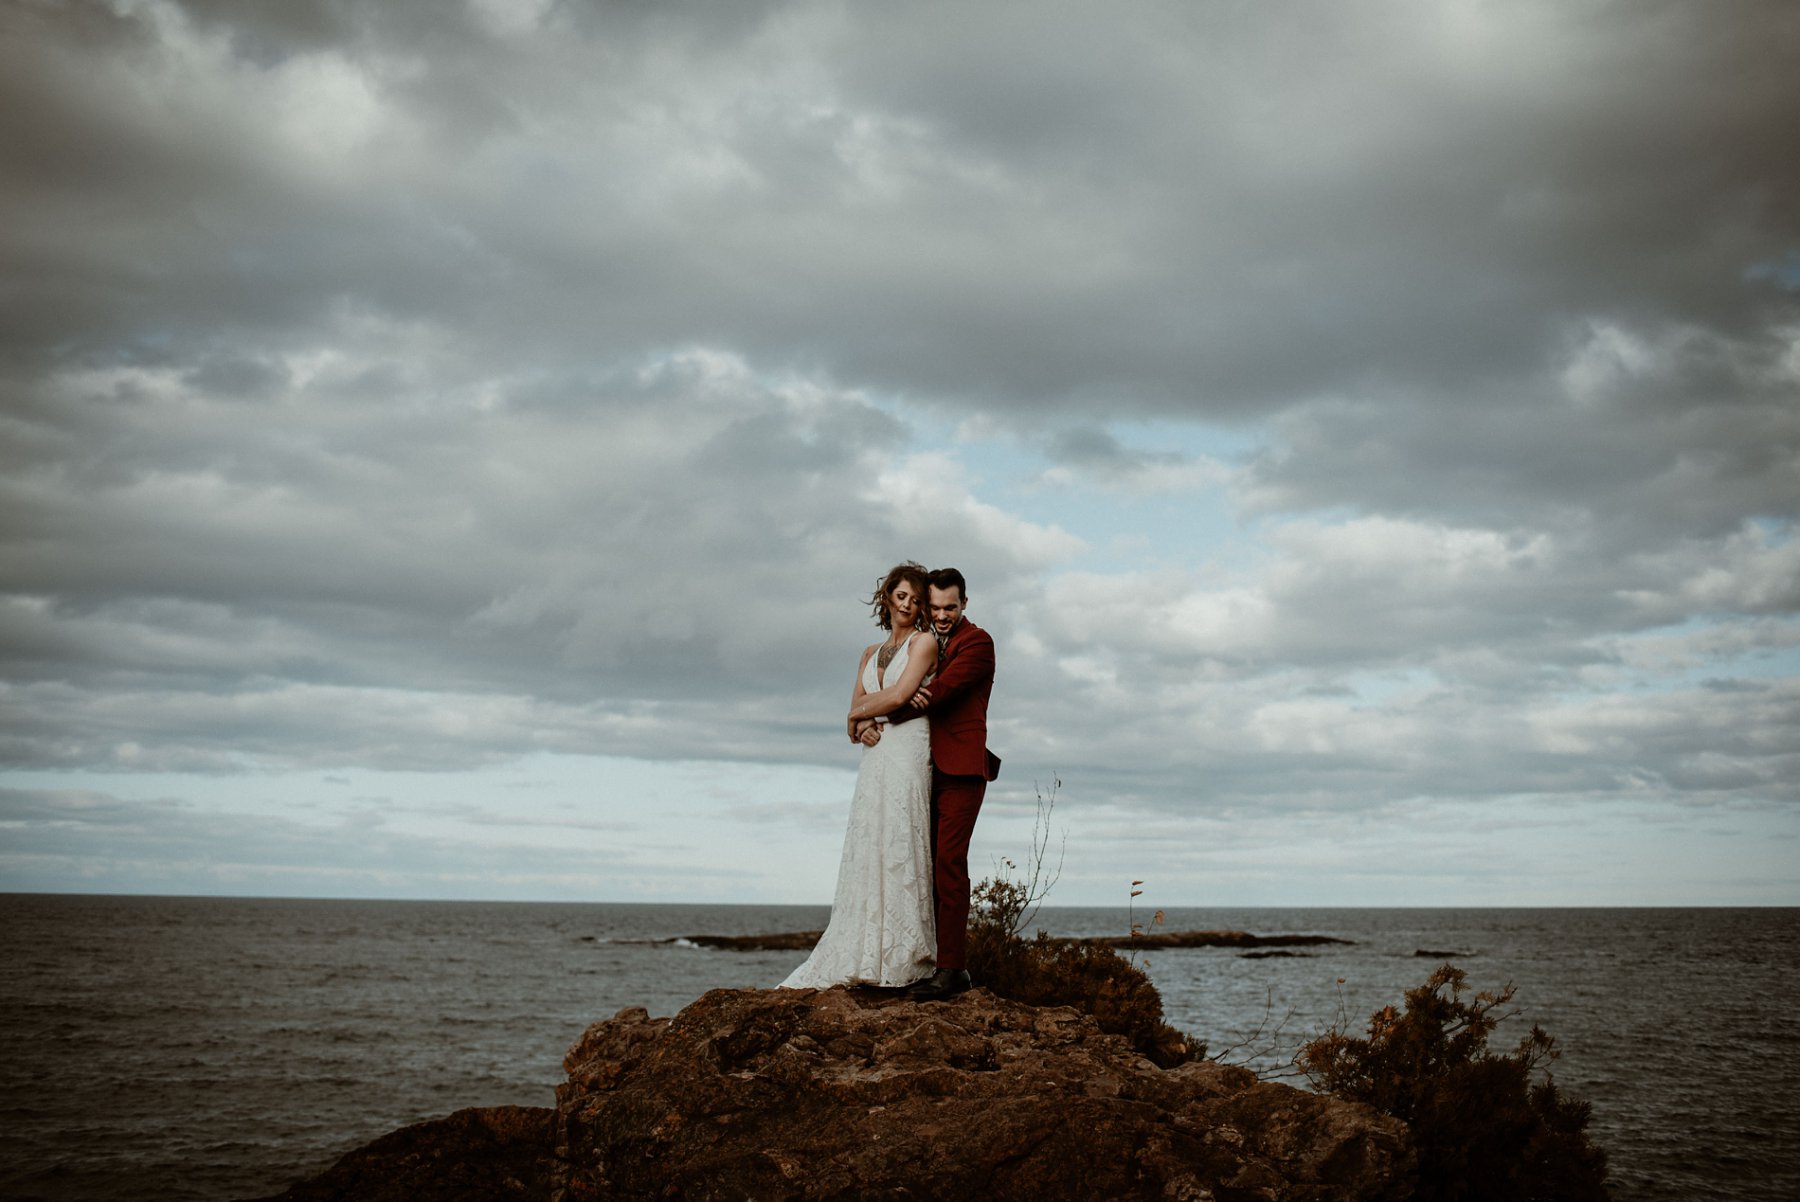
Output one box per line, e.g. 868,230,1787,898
1,1,1796,898
11,1,1795,406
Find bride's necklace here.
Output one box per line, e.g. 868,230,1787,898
877,627,908,673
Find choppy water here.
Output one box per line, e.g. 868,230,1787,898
1,896,1794,1201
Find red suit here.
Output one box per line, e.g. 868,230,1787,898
889,618,1000,971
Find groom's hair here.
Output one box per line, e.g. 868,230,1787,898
928,567,968,602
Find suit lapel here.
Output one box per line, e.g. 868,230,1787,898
938,618,966,666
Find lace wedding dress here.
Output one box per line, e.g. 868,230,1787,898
780,634,936,989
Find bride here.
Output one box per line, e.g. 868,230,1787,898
781,562,939,989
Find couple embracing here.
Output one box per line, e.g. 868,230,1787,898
781,563,1001,1002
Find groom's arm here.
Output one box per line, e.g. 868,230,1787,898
885,701,923,727
889,628,995,726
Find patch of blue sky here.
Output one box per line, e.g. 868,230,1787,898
897,406,1276,577
1691,647,1800,686
1013,488,1249,577
1601,613,1800,691
1332,667,1442,708
1747,515,1793,544
1743,250,1800,290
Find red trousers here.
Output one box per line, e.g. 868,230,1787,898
930,769,988,971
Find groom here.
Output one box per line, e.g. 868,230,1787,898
882,567,1001,1001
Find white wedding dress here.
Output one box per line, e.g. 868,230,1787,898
780,634,936,989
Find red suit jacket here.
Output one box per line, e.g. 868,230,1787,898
891,619,1000,781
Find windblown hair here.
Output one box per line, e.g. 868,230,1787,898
869,561,929,630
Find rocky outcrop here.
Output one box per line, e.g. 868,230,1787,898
250,987,1414,1202
652,928,1352,952
554,987,1409,1200
1085,931,1354,950
547,986,1404,1202
674,931,824,950
246,1105,557,1202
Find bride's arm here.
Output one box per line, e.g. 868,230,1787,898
847,634,938,721
847,643,878,740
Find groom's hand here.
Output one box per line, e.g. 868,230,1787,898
858,724,882,747
907,686,933,710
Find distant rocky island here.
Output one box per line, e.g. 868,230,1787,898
646,927,1353,952
246,984,1409,1201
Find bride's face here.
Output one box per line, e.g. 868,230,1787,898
887,581,921,630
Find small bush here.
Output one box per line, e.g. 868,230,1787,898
1299,964,1609,1201
965,876,1198,1067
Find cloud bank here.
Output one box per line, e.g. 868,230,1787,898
2,0,1796,902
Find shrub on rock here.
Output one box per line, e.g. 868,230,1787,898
1299,964,1610,1202
965,876,1198,1067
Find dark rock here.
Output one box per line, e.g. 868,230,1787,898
665,929,1351,953
252,989,1414,1202
1412,949,1471,958
554,987,1412,1201
1088,930,1354,950
240,1105,556,1202
606,931,825,950
679,930,823,951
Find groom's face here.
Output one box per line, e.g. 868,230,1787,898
927,585,964,636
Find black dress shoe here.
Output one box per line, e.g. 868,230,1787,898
904,968,972,1001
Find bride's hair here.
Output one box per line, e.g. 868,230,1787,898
869,561,929,630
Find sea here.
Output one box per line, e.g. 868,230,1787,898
0,896,1795,1202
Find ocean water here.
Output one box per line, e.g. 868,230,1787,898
0,896,1795,1201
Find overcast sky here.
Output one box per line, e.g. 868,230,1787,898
3,0,1797,907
